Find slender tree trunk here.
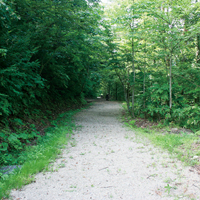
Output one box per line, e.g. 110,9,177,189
143,61,146,109
131,0,135,118
126,89,131,114
124,86,131,114
132,37,135,118
196,33,200,102
143,19,146,110
143,64,146,119
169,54,172,110
115,69,131,114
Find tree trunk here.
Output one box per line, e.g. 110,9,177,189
143,19,146,110
131,37,135,118
124,86,131,114
143,62,146,109
169,54,172,110
115,69,131,114
131,0,135,118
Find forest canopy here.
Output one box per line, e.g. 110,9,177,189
0,0,110,120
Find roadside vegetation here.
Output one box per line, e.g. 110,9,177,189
0,0,109,170
0,106,83,199
121,103,200,170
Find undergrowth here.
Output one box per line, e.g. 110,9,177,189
0,108,81,199
0,98,86,166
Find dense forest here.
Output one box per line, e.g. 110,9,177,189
0,0,108,119
0,0,111,165
0,0,200,166
103,0,200,130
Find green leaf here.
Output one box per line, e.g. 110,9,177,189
0,143,8,151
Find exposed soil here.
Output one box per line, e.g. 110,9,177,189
11,99,200,200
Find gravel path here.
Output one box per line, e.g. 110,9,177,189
11,100,200,200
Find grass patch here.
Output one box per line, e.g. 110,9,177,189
136,129,200,165
0,109,80,199
121,109,200,166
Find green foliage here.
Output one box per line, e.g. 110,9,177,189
0,0,111,168
129,120,136,126
172,105,200,129
102,0,200,130
0,108,78,199
0,0,109,119
0,97,85,167
0,126,40,165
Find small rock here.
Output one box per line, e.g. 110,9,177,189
0,165,22,175
192,156,199,160
171,128,179,133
